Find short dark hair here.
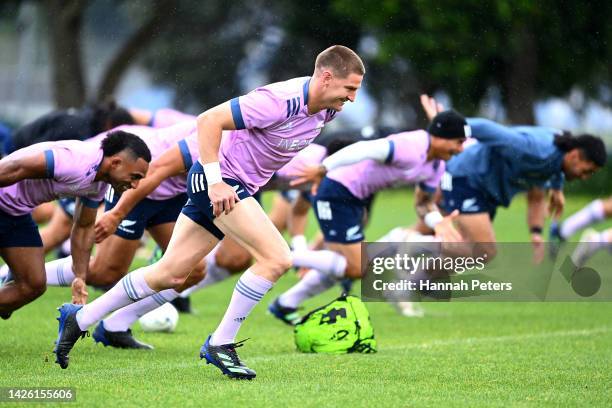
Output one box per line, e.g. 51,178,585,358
554,132,607,167
109,107,135,127
101,130,151,162
91,100,134,133
315,45,365,77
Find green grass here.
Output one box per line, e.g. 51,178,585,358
1,190,612,407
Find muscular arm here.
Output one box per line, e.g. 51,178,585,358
197,101,240,216
69,199,98,303
94,145,187,243
128,108,153,126
414,184,439,219
466,118,524,146
290,139,392,189
527,187,547,264
0,152,49,186
197,102,236,167
526,187,547,232
112,146,186,219
71,200,97,280
321,139,392,171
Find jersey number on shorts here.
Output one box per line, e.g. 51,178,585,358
317,201,333,220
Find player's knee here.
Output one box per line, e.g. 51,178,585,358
150,261,193,289
262,252,292,278
21,276,47,300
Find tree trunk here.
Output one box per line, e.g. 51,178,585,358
95,0,175,102
504,26,538,124
46,0,87,108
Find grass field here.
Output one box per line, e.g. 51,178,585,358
1,190,612,407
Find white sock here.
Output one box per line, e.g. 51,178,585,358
291,235,308,251
291,249,347,279
45,257,75,287
103,289,180,332
210,269,273,346
76,267,156,331
278,269,336,308
179,251,231,298
60,239,71,255
0,264,10,280
561,200,605,238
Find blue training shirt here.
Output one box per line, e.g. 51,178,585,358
446,118,565,207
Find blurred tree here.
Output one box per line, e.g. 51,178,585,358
142,0,426,126
95,0,176,101
331,0,612,124
43,0,176,108
270,0,427,127
45,0,87,108
141,0,280,111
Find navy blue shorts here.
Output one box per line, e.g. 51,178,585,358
59,197,76,218
181,161,252,240
252,190,262,204
104,189,188,240
313,177,368,244
440,172,497,220
0,208,42,248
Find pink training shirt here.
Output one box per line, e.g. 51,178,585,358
151,108,197,128
0,140,108,216
92,122,198,201
219,76,337,194
275,143,328,180
327,130,445,200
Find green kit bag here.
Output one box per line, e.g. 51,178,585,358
294,295,377,354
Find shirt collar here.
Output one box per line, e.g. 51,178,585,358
303,77,311,105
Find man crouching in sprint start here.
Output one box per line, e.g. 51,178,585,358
52,45,365,379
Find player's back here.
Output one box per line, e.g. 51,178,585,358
0,140,106,215
89,122,196,162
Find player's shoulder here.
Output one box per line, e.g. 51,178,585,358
252,76,310,100
51,139,101,156
109,124,154,136
156,121,196,138
387,129,430,158
387,129,428,143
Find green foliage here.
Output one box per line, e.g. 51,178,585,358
141,0,278,110
331,0,612,113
